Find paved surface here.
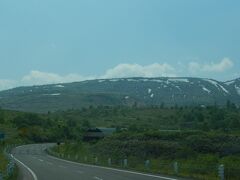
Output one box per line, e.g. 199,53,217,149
11,144,181,180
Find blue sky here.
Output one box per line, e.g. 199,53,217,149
0,0,239,90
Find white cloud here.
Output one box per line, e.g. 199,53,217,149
101,63,176,79
0,59,236,91
21,70,94,86
0,63,176,90
0,79,16,91
19,63,176,87
188,58,233,74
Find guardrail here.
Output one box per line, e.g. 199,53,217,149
47,148,237,180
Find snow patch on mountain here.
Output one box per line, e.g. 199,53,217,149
126,78,165,83
218,84,229,94
109,79,120,82
55,85,64,88
204,79,229,94
175,86,181,91
151,79,164,83
202,86,211,94
44,93,61,96
98,80,106,83
148,88,152,94
127,79,138,82
150,94,154,98
224,80,235,85
168,78,189,83
235,85,240,95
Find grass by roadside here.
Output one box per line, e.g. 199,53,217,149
48,143,235,180
0,146,8,175
6,167,18,180
0,125,23,180
47,146,183,180
0,144,18,180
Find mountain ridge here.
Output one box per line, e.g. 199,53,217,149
0,77,239,113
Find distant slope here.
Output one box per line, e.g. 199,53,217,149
0,77,240,112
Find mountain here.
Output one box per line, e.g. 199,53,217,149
0,77,240,113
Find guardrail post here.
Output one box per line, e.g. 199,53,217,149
75,155,79,160
174,162,179,175
84,156,88,162
95,157,98,164
123,159,128,168
7,163,11,176
218,164,224,180
145,160,150,169
108,158,112,166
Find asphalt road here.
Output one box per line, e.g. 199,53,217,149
11,144,182,180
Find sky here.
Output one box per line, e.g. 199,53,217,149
0,0,240,90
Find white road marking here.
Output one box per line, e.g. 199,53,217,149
11,154,38,180
94,177,103,180
46,161,53,165
38,159,44,162
76,170,84,174
59,165,67,169
48,155,178,180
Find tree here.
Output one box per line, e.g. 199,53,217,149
0,110,5,123
82,120,91,130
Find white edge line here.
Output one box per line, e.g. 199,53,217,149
48,155,178,180
11,154,38,180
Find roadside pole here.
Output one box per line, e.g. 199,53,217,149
218,164,224,180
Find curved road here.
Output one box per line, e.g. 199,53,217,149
11,144,182,180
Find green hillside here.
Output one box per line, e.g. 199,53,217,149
0,77,240,113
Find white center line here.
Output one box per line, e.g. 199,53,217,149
46,161,53,165
94,176,103,180
38,159,44,162
76,170,84,174
59,165,67,169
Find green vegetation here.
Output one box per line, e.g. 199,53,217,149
0,145,8,175
52,104,240,132
0,145,18,180
1,104,240,179
51,130,240,180
50,105,240,180
0,122,21,179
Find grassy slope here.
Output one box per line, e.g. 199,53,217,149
51,143,239,180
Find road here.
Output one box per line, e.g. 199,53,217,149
11,144,181,180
